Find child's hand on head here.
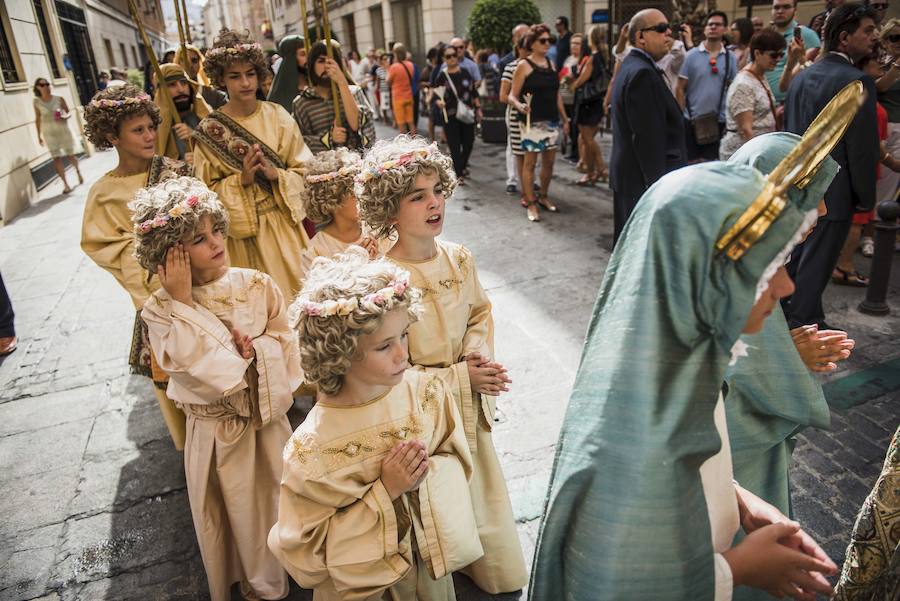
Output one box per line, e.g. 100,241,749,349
380,440,429,500
158,244,194,307
231,328,256,360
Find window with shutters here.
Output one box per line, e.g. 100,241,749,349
0,7,23,84
33,0,62,78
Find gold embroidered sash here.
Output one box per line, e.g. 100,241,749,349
192,109,286,195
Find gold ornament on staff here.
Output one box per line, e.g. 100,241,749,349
318,0,342,127
180,0,192,44
172,0,189,68
716,80,865,261
299,0,312,56
126,0,183,142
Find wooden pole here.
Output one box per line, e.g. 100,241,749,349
127,0,183,162
299,0,312,55
172,0,189,68
180,0,192,44
127,0,182,127
318,0,342,127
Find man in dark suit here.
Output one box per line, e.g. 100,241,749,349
609,9,687,244
783,2,879,329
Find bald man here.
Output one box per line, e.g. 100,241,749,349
609,9,686,243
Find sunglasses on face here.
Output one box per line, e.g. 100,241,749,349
888,33,900,42
536,37,551,44
453,45,465,50
444,52,456,58
765,50,785,59
640,22,672,34
36,82,49,87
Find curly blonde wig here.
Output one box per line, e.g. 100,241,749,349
355,135,457,239
83,84,161,150
291,247,422,395
301,148,361,225
203,29,269,89
131,176,229,273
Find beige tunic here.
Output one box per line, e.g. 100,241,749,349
300,231,394,280
388,241,528,594
193,101,314,300
142,268,302,601
268,371,484,601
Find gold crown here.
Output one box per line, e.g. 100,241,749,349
716,81,864,261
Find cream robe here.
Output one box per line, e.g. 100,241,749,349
82,170,161,309
268,370,484,601
142,268,302,601
300,231,394,280
193,101,314,300
388,241,528,594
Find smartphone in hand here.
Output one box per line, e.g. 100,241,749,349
794,25,802,42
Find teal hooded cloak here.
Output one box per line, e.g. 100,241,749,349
724,133,838,601
268,35,306,113
528,159,823,600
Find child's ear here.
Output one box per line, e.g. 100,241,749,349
107,133,119,146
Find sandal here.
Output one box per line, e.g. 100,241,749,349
831,266,869,287
537,193,558,212
526,201,541,222
596,168,609,183
576,174,596,187
62,185,72,194
77,171,84,185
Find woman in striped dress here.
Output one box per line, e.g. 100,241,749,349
499,36,529,206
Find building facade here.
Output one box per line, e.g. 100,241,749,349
0,0,165,223
202,0,274,50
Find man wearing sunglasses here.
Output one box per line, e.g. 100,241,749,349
443,37,482,84
782,2,879,330
608,8,686,244
768,0,821,104
676,11,737,162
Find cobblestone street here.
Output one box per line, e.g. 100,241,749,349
1,128,899,600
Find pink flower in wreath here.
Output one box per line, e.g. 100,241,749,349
303,302,321,316
186,195,199,207
395,153,414,166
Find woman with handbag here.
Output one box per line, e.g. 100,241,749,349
719,30,785,160
434,46,481,185
509,24,571,222
571,25,610,185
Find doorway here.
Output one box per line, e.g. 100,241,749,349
55,1,98,105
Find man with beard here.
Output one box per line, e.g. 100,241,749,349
181,45,227,110
154,62,211,163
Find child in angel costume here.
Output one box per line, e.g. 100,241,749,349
355,135,527,594
527,88,868,601
267,248,484,600
299,147,391,278
192,28,314,299
81,83,191,449
135,176,299,601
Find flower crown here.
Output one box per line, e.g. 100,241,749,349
297,275,410,317
90,93,151,108
354,144,440,185
306,165,359,184
135,195,200,233
206,43,262,57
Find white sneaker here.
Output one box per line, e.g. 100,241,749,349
861,237,875,258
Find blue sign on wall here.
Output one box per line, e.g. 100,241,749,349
592,9,609,23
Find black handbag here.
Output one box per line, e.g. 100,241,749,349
581,54,610,103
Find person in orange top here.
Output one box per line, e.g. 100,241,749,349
387,43,417,134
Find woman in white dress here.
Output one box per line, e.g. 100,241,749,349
33,78,82,193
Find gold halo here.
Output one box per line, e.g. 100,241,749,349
716,80,864,260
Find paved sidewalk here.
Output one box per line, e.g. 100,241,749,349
0,131,898,600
